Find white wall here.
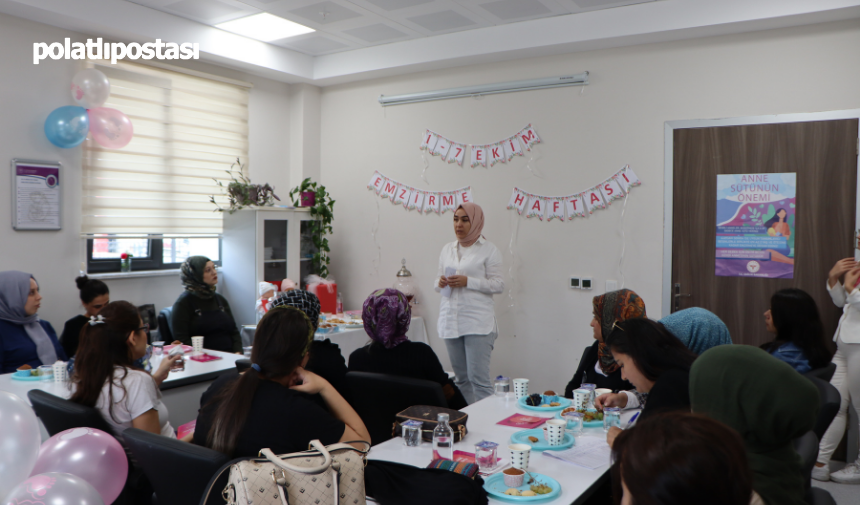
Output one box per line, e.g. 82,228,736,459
320,19,860,389
0,14,291,331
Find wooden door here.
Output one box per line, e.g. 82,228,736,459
672,120,858,347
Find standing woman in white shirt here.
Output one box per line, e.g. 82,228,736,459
814,258,860,483
435,202,504,404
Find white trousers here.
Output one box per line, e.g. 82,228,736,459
818,335,860,464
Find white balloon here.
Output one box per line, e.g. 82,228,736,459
0,392,42,500
71,69,110,109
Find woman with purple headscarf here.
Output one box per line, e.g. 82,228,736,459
348,288,467,410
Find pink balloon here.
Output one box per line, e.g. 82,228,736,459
88,107,133,149
31,428,128,505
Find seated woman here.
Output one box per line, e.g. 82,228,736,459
603,318,697,447
194,306,370,457
270,289,351,402
659,307,732,355
348,288,467,410
691,346,818,505
564,289,646,399
761,288,831,374
0,271,66,373
60,275,109,358
70,301,181,450
171,256,241,353
612,411,762,505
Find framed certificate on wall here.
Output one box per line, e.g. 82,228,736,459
11,159,62,231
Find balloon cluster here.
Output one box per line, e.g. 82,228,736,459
0,392,127,505
44,69,133,149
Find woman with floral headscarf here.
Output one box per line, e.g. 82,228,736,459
349,288,467,410
171,256,241,353
564,289,646,399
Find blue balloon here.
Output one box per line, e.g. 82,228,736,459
44,106,89,148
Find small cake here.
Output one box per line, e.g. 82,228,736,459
543,390,556,396
527,436,539,443
521,490,537,497
550,402,561,407
504,489,521,496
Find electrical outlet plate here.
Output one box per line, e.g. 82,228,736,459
606,280,618,292
570,276,581,289
581,277,593,290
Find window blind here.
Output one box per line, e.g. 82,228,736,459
81,61,250,236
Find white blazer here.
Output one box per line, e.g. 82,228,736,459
827,280,860,344
434,237,504,339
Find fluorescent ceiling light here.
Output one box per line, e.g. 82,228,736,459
216,13,314,42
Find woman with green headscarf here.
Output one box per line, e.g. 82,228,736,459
690,346,819,505
171,256,241,353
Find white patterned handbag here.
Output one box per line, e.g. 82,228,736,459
205,440,370,505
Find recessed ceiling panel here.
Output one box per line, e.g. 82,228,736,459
479,0,552,20
277,34,350,54
288,1,363,24
364,0,436,10
344,23,410,42
165,0,245,21
407,10,476,31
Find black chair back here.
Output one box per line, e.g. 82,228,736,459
158,307,174,342
123,428,230,505
792,430,818,490
345,371,448,446
804,362,837,382
28,389,113,436
806,487,836,505
807,376,840,440
235,359,251,373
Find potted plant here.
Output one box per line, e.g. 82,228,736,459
210,158,280,213
289,178,335,278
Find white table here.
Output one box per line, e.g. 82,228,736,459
242,316,428,363
0,350,243,439
368,395,636,505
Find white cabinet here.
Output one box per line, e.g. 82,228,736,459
221,208,318,326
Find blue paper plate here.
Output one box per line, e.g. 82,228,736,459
315,325,339,335
483,472,562,503
555,408,604,428
510,428,575,452
11,370,43,382
517,396,571,412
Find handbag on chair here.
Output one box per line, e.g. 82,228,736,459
203,440,370,505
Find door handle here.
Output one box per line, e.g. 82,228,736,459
673,283,691,312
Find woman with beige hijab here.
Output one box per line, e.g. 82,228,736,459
435,203,504,403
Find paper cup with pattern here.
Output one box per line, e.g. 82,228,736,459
573,388,591,410
546,420,566,446
191,336,205,354
508,443,531,470
513,378,529,399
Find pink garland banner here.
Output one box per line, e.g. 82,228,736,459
367,171,473,215
418,124,541,168
507,165,641,221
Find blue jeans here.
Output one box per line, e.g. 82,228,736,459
445,331,497,404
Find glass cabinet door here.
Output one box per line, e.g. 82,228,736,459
263,220,287,282
300,220,319,288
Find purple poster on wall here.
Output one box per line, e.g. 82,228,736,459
715,173,796,279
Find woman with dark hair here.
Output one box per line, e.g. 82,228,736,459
612,412,761,505
0,271,66,373
764,208,791,238
60,275,109,358
564,289,647,399
602,318,697,447
171,256,241,353
691,346,817,505
762,288,831,374
349,288,467,410
194,306,370,457
70,301,181,448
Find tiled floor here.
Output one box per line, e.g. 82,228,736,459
813,462,860,504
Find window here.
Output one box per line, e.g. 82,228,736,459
87,235,221,273
82,61,249,273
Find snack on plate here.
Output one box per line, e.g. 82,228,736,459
540,404,550,408
561,407,577,416
318,323,335,329
328,318,346,324
520,490,537,497
527,436,539,443
530,483,553,495
525,393,543,406
17,364,32,371
550,402,561,407
583,410,604,422
504,489,521,496
543,390,556,396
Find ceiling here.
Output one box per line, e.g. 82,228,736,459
125,0,656,57
1,0,859,85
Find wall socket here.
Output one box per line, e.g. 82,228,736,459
581,277,593,289
570,276,581,289
606,280,618,292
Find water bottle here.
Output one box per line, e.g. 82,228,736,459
432,413,454,460
336,292,344,314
